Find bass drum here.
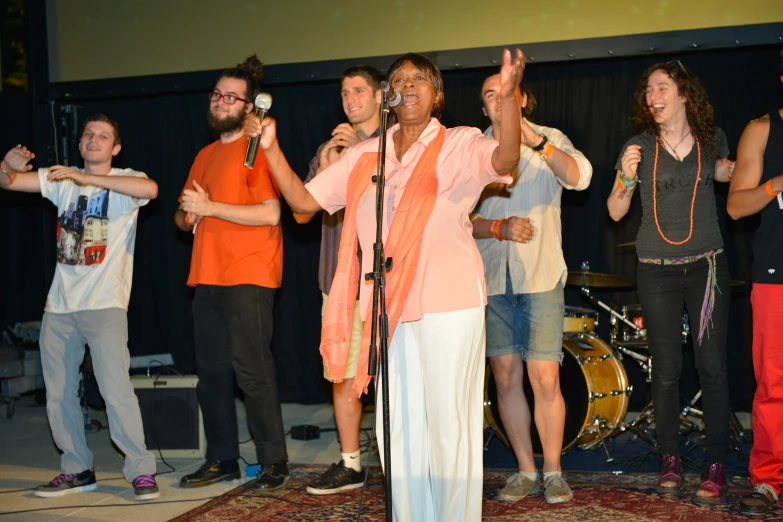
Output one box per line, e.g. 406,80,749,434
484,333,630,455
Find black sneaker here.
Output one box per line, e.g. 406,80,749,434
253,460,290,491
132,474,160,501
306,460,364,495
180,460,240,489
33,469,97,497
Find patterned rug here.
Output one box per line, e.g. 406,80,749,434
170,465,781,521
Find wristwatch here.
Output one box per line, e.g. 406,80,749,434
531,134,548,152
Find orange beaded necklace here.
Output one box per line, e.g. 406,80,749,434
652,136,701,245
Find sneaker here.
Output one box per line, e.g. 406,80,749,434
656,454,683,494
306,460,365,495
253,460,290,491
497,472,541,502
33,469,98,498
132,474,160,501
739,483,779,515
544,474,573,504
693,462,728,505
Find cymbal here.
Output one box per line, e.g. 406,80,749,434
616,241,636,248
566,271,632,288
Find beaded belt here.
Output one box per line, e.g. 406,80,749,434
638,249,724,345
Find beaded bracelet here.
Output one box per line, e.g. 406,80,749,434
618,171,638,187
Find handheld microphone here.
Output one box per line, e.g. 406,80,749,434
244,93,273,168
380,81,402,107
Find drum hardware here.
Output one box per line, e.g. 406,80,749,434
573,415,619,463
618,401,658,447
678,389,749,455
588,415,615,463
581,287,642,337
483,430,496,452
614,345,651,379
611,386,634,397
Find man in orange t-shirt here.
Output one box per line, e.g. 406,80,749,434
174,55,288,491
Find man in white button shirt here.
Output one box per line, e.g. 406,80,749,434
472,73,592,504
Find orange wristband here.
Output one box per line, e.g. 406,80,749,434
490,219,505,241
765,180,777,197
184,213,191,225
540,141,555,160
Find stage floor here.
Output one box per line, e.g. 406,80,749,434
0,394,763,521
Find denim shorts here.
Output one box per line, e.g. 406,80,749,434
485,271,564,362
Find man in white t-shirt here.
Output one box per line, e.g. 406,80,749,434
0,114,160,501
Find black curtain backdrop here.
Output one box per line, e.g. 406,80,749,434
1,45,780,408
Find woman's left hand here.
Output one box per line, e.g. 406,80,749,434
499,48,526,98
715,158,735,183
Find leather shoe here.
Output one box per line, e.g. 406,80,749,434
693,462,728,505
180,460,240,488
656,454,683,494
253,460,290,491
739,484,778,515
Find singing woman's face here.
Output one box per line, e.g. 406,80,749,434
390,61,440,126
646,69,686,125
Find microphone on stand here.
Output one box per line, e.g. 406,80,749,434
380,81,402,107
244,93,273,168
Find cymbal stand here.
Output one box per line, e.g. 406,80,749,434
580,287,640,333
608,344,657,447
679,389,748,455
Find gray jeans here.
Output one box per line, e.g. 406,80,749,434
39,308,156,480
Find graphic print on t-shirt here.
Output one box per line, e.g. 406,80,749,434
56,188,109,266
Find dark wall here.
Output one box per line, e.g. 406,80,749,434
1,44,780,407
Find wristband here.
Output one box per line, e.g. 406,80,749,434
618,172,638,187
765,179,777,197
2,168,12,185
184,213,192,225
489,219,505,241
540,141,555,161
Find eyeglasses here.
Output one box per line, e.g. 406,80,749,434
208,91,249,105
665,60,690,79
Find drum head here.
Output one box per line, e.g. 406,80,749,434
485,350,588,456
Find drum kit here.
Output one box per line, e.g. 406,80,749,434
483,257,748,463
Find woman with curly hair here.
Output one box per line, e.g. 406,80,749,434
607,60,734,504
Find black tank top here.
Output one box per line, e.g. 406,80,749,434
752,110,783,284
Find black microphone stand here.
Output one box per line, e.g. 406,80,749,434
366,81,394,522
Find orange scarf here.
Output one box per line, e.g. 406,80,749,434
320,125,446,397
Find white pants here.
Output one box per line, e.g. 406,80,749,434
376,306,486,522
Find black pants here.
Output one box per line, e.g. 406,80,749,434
637,253,730,463
193,284,287,464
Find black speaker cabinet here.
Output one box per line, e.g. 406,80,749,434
131,375,206,458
